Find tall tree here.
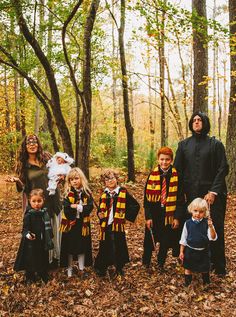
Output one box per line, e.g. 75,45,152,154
226,0,236,192
192,0,208,113
118,0,135,181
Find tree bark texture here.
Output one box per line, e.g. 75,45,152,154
226,0,236,192
12,0,73,156
119,0,135,182
192,0,208,113
79,0,100,178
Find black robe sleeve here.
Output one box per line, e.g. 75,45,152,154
210,139,229,194
125,190,140,222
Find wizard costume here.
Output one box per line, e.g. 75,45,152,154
174,111,229,274
142,165,184,268
14,207,54,281
94,186,140,275
60,187,93,267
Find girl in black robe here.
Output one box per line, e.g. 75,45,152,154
14,189,54,283
60,168,93,278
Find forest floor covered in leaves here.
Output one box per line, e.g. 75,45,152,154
0,172,236,317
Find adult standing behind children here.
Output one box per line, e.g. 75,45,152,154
94,169,140,278
6,134,62,266
174,111,229,276
142,147,184,271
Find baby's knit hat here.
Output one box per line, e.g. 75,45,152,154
54,152,74,165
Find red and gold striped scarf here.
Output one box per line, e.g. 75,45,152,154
145,166,178,225
59,190,90,236
99,188,126,240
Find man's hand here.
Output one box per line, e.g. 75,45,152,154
204,192,215,205
172,219,179,229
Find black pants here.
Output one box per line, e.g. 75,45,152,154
94,225,128,273
143,224,180,266
209,195,226,274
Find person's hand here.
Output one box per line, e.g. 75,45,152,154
208,217,213,227
26,232,36,240
204,192,215,205
172,219,179,229
146,219,153,230
179,252,184,263
71,204,77,209
98,211,105,219
5,176,19,183
57,175,65,184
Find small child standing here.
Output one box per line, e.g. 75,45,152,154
179,198,217,286
142,147,184,271
14,189,54,283
60,167,93,278
94,169,140,278
46,152,74,195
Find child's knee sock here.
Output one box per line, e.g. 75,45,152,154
184,274,192,286
67,254,73,277
202,272,210,284
78,254,85,271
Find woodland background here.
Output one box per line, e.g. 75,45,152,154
0,0,235,191
1,1,236,316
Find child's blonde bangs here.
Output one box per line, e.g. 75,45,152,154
188,197,209,217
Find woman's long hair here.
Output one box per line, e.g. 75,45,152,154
64,167,91,196
15,135,48,183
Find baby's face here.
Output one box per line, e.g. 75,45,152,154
56,157,66,164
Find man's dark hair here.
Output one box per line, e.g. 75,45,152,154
189,111,210,135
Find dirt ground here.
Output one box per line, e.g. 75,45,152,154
0,173,236,317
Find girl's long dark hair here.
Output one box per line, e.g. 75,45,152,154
16,135,49,183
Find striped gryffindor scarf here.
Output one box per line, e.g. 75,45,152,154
145,166,178,225
99,188,126,240
59,190,90,237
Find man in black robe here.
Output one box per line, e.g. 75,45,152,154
174,111,229,275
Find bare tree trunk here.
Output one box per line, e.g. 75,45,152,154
192,0,208,113
14,71,21,138
176,32,189,138
216,48,222,140
80,0,100,178
4,66,10,131
147,46,155,151
157,7,166,146
12,0,73,156
118,0,135,181
226,0,236,192
112,0,118,141
223,59,227,125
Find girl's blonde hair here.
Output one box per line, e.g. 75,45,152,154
64,167,91,196
188,198,209,217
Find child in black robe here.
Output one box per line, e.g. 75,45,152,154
143,147,184,271
14,189,53,283
59,167,93,278
94,169,140,278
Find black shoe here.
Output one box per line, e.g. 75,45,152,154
49,258,59,270
184,274,192,287
95,269,106,277
39,272,49,283
202,272,210,285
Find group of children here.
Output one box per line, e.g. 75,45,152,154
14,147,217,288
